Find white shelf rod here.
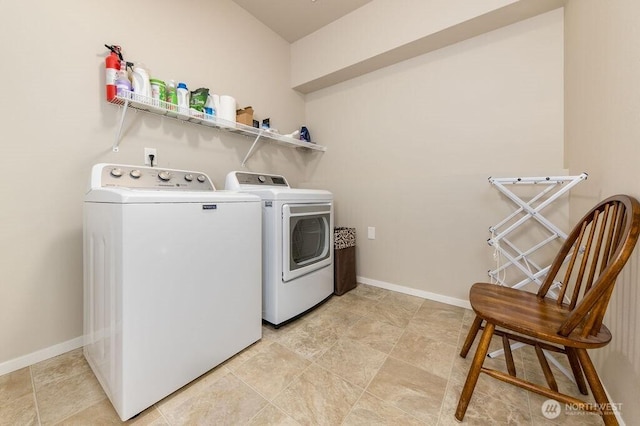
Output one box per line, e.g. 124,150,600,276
493,234,554,266
489,234,558,277
489,183,559,232
489,174,587,185
490,181,569,240
241,131,264,167
492,243,545,286
113,99,130,152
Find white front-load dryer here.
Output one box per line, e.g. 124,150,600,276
226,171,333,327
83,164,262,420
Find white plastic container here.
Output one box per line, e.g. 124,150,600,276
177,82,189,117
132,65,151,101
149,79,166,109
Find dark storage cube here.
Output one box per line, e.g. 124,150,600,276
334,227,356,295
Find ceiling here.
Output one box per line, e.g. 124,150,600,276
232,0,373,43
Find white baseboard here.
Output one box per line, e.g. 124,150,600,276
357,276,471,310
604,387,627,426
0,336,83,376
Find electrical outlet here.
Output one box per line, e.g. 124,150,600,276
144,148,157,166
368,227,376,240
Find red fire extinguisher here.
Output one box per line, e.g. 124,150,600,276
105,44,122,102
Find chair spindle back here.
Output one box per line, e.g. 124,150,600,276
536,195,640,338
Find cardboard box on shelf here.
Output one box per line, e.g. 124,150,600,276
236,106,254,126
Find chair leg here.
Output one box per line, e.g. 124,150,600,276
575,348,619,426
460,316,483,358
565,347,588,395
455,321,495,422
502,335,517,377
534,345,558,392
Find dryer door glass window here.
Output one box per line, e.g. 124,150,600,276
282,203,332,282
290,215,329,268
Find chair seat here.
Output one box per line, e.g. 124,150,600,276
470,283,611,348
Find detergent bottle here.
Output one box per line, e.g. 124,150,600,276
177,82,190,116
131,64,151,100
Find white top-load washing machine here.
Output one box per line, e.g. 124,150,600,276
225,171,333,327
83,164,262,421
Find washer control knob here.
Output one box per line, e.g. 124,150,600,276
130,169,142,179
197,175,207,183
258,175,266,183
184,174,193,182
110,168,123,178
158,171,171,181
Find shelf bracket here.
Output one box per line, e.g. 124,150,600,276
113,99,130,152
241,130,264,167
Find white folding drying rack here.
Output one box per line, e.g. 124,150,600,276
486,173,588,382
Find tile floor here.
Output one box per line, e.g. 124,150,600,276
1,284,606,425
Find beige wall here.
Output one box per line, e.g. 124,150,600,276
565,0,640,421
0,0,319,370
305,9,565,302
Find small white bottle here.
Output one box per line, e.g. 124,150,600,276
205,94,216,117
177,82,189,117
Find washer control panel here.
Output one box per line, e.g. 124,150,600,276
95,164,215,191
225,171,289,190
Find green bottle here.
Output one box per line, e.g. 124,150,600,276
166,80,178,105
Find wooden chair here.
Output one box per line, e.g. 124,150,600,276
455,194,640,425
